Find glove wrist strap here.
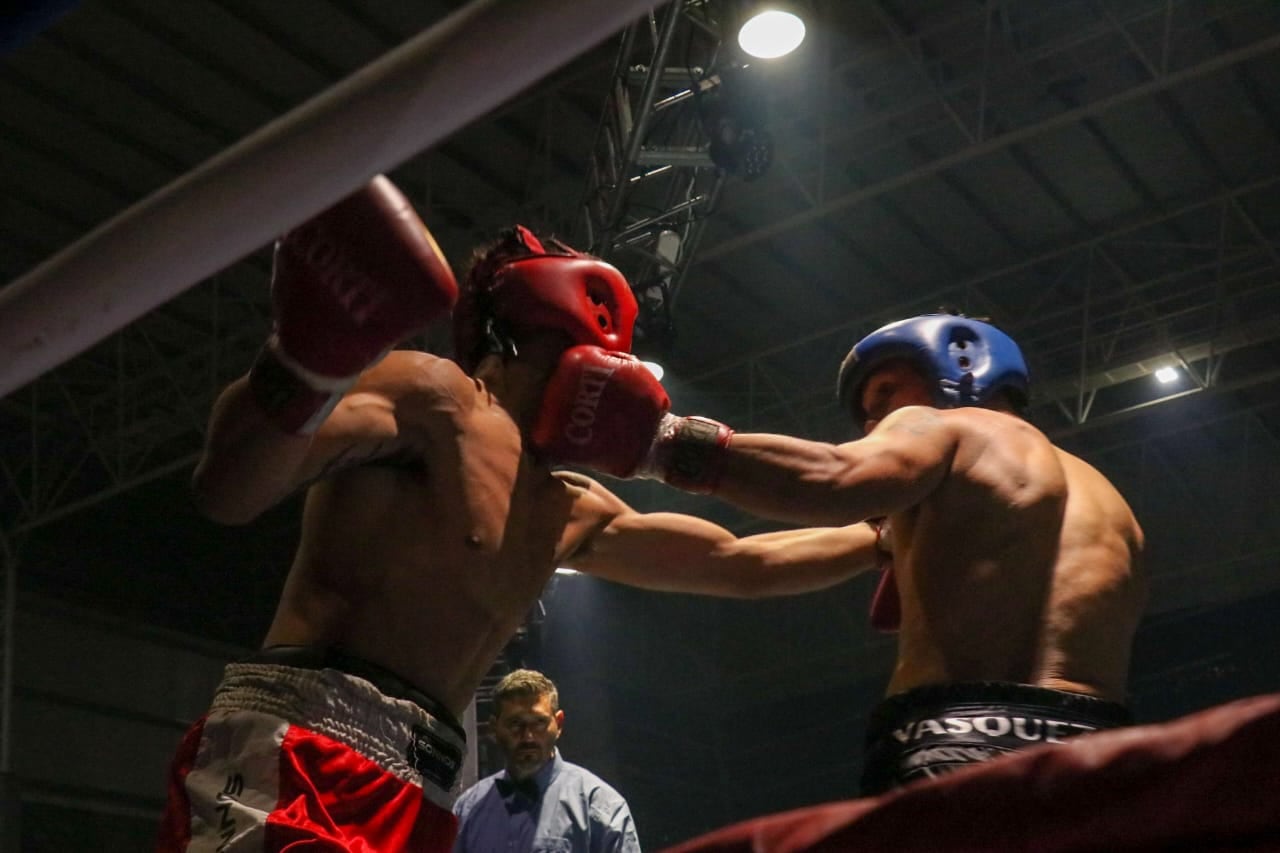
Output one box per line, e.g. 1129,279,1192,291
638,414,734,493
869,517,893,569
248,338,356,435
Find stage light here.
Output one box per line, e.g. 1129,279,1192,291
707,112,774,179
1155,366,1179,384
738,6,806,59
656,229,682,271
700,65,774,180
555,567,580,576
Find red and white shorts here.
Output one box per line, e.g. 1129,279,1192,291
156,662,466,852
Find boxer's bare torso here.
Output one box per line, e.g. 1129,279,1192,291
771,358,1147,702
674,358,1147,704
195,349,598,719
194,343,1145,721
881,406,1146,701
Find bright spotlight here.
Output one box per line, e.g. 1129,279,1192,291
738,9,806,59
555,567,580,576
642,361,665,382
1154,366,1179,384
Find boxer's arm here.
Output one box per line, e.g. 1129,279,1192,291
534,348,956,522
192,375,312,524
557,474,881,597
193,351,469,524
711,405,957,527
192,176,458,523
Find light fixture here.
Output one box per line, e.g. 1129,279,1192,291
642,360,665,382
554,567,580,576
634,278,674,349
700,64,774,180
656,229,682,271
737,5,807,59
1154,366,1179,384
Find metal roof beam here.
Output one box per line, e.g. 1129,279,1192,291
699,32,1280,262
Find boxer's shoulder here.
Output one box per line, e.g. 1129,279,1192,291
365,348,461,380
945,405,1046,445
357,350,483,413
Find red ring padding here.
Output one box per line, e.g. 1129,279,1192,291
662,692,1280,853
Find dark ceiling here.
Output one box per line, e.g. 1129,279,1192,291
3,0,1280,846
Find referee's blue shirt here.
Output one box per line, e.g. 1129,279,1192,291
453,751,641,852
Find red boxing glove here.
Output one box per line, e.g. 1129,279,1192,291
249,175,458,433
531,346,671,478
531,345,734,493
868,518,901,632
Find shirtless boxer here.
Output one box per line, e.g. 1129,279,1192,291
156,177,888,852
154,177,634,851
535,313,1149,794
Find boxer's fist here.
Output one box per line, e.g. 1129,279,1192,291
250,176,458,433
270,175,458,379
531,346,670,478
640,412,734,493
531,346,735,492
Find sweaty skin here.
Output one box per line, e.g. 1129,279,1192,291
196,348,575,717
707,361,1148,701
192,345,880,720
195,342,1140,718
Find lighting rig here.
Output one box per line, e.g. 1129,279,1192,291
578,1,805,355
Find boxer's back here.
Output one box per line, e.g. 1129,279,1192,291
260,351,579,719
889,407,1145,702
1037,447,1147,698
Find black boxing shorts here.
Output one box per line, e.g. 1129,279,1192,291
860,681,1133,795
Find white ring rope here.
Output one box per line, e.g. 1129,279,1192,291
0,0,658,398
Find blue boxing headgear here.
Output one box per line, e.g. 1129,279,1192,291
837,314,1030,427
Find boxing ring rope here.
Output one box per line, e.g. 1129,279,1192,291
0,0,660,400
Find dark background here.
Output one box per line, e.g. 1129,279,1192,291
4,1,1280,848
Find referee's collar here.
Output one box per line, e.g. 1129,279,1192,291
497,749,561,799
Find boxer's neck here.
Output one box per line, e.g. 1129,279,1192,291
474,351,558,434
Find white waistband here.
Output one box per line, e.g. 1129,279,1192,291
210,661,466,804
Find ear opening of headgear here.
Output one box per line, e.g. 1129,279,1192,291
836,313,1029,429
452,225,638,372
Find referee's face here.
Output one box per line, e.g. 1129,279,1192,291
493,693,564,780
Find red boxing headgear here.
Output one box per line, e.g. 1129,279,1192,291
453,226,638,371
